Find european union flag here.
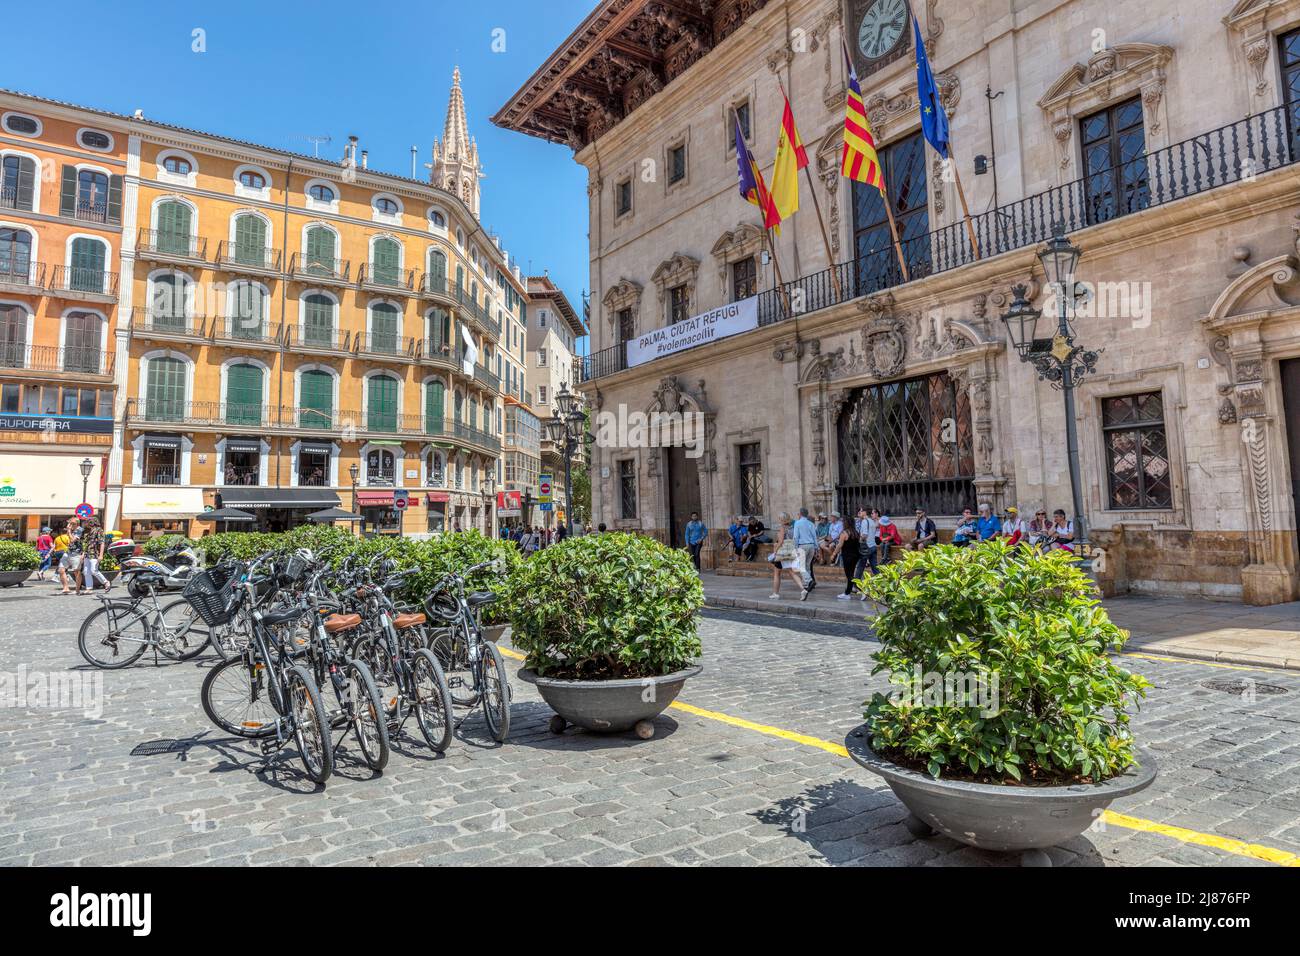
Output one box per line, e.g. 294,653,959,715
913,14,949,159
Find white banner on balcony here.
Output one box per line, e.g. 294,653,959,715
460,324,478,376
626,296,758,368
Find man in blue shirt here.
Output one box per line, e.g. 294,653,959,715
727,515,746,562
684,512,708,571
976,502,1001,541
791,507,819,589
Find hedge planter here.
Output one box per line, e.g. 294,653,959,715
846,726,1157,864
519,665,702,739
0,569,34,588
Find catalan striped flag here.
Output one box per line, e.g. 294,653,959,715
841,42,885,194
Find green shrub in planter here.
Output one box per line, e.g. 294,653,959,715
141,534,193,557
507,532,702,680
862,540,1149,785
0,540,40,571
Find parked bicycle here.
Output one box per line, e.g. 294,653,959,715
422,561,511,743
77,568,211,668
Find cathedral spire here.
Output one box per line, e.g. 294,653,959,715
432,66,483,218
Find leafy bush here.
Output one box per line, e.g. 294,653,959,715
862,540,1149,785
507,532,702,679
141,534,193,557
0,541,40,572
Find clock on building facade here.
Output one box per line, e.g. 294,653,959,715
848,0,912,76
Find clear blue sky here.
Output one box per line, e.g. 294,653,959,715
5,0,594,341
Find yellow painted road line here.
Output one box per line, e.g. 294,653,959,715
1119,651,1289,674
498,643,1299,865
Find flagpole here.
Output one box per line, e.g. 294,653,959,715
775,76,842,300
948,146,982,260
733,107,791,315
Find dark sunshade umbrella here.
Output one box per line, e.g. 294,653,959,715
197,507,257,522
306,507,363,523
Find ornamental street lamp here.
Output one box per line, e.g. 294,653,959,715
79,457,93,508
546,384,590,538
349,462,361,533
1000,224,1101,550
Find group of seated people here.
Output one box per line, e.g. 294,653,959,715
947,502,1076,551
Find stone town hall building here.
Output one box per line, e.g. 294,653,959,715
495,0,1300,605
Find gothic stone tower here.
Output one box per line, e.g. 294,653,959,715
432,66,483,219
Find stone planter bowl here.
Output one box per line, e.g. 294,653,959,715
846,724,1156,865
0,569,35,588
519,665,702,739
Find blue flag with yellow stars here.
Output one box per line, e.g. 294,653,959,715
912,14,949,159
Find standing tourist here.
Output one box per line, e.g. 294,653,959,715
791,508,819,591
79,517,111,593
684,512,707,571
35,526,54,581
832,519,862,600
767,512,807,601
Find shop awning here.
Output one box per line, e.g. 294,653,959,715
223,439,263,453
218,488,341,510
298,442,335,455
139,433,184,450
427,492,450,503
356,490,394,506
121,486,206,519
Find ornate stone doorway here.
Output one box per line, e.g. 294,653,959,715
665,446,702,548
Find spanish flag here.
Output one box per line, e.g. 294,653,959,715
769,92,807,225
841,42,885,194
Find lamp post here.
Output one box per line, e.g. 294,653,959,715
349,462,360,535
546,384,588,538
1000,224,1101,550
79,457,93,509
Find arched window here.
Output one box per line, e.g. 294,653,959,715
232,214,268,267
63,311,102,373
1,155,36,211
427,449,445,485
469,396,478,434
229,281,268,339
300,369,334,428
76,169,109,221
429,209,446,228
68,237,107,292
155,200,193,256
145,355,187,421
149,272,190,330
308,183,335,202
301,293,335,347
425,379,446,433
238,170,266,189
304,225,337,276
162,156,192,175
426,307,450,352
225,363,263,425
427,249,447,293
453,390,463,425
369,302,400,353
0,303,27,368
371,236,401,285
367,448,397,485
374,196,399,215
367,374,399,432
0,227,33,283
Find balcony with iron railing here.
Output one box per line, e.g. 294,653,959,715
418,272,450,299
0,343,114,377
127,398,273,429
216,241,281,275
0,259,45,292
71,199,110,225
132,308,208,339
358,262,416,294
473,362,500,392
289,252,351,284
137,229,207,262
581,105,1300,382
141,463,182,485
453,421,502,454
358,332,419,359
290,323,351,352
452,285,502,339
215,317,283,347
0,183,28,212
47,265,118,300
219,464,262,486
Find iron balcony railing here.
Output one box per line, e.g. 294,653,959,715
473,362,500,392
0,343,114,376
0,183,32,212
48,265,118,298
289,252,351,283
581,104,1300,382
454,421,501,453
298,470,330,488
141,464,182,485
292,323,351,351
358,262,416,292
128,398,272,428
72,199,109,224
219,465,261,486
134,308,207,337
216,241,281,273
452,285,502,339
419,272,449,297
219,317,282,345
420,338,457,367
358,332,418,358
0,259,45,288
138,229,207,260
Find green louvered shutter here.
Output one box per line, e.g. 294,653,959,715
300,370,333,428
152,274,185,331
0,304,26,368
59,165,76,217
107,174,123,224
10,157,35,211
226,363,263,425
234,215,267,266
370,303,399,353
302,293,333,346
305,226,335,277
146,356,186,421
367,375,398,432
373,238,400,285
425,380,445,434
428,250,447,294
157,201,192,256
231,282,266,339
70,237,105,292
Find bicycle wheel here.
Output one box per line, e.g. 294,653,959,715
343,659,390,772
410,648,453,753
156,599,212,661
209,614,252,661
78,603,149,669
480,641,511,743
286,664,333,785
201,657,277,738
350,633,399,719
430,628,475,707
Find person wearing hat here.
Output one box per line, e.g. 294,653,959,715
876,513,902,563
1002,507,1026,546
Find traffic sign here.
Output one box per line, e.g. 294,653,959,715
539,502,553,512
75,503,95,520
393,490,410,510
539,474,553,504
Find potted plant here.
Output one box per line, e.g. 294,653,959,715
100,553,120,585
845,540,1155,865
0,540,40,588
508,532,703,739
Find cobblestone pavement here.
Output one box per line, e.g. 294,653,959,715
1,583,1299,867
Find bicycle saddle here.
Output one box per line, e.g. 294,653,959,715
261,607,303,627
323,613,362,634
392,612,426,630
467,591,497,608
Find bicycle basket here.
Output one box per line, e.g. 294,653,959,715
182,565,240,626
278,554,309,586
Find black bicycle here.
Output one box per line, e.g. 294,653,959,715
423,561,511,743
198,554,335,784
